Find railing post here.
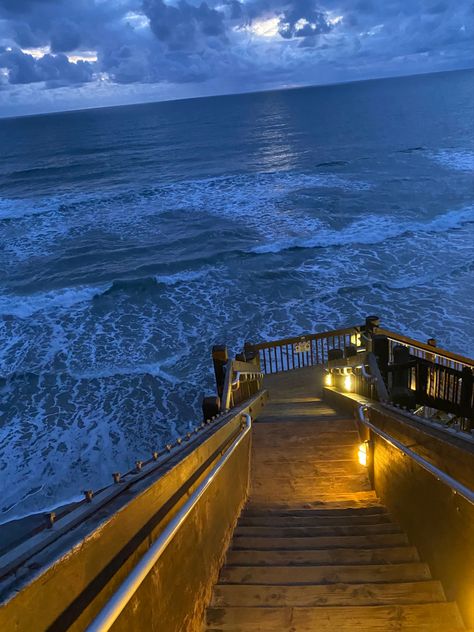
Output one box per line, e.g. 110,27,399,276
392,345,411,389
363,315,380,353
212,345,228,399
373,334,389,382
328,348,344,363
344,345,357,358
244,342,261,376
391,344,415,408
416,360,429,404
460,366,473,429
202,395,220,421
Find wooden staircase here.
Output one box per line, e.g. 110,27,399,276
203,368,467,631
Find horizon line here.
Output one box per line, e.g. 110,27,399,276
1,65,473,122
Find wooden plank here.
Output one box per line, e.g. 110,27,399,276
212,580,446,607
249,492,379,505
218,563,431,584
205,603,465,631
238,514,392,527
252,327,357,352
242,505,387,517
226,546,420,566
378,327,474,368
233,524,401,537
232,533,409,550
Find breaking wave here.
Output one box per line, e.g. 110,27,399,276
251,205,474,254
428,149,474,172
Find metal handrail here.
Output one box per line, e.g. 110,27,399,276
85,413,252,632
328,363,373,379
358,405,474,506
231,370,263,390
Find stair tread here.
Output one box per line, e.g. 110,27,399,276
243,506,387,517
239,515,392,526
205,603,465,631
234,524,401,537
233,533,409,549
203,390,465,632
226,546,420,565
219,562,431,584
212,580,446,607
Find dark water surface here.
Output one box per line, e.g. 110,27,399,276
1,69,473,520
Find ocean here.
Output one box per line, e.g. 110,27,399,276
1,69,473,522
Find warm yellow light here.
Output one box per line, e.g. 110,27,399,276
350,333,361,347
324,372,333,387
358,441,369,466
344,374,353,392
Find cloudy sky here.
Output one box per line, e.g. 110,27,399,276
0,0,472,116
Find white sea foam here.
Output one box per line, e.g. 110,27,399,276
2,170,474,520
0,171,371,262
155,268,213,286
0,285,108,318
429,149,474,172
251,205,474,254
71,361,181,384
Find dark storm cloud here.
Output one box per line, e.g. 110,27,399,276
277,0,333,39
0,0,472,94
0,46,94,85
143,0,226,51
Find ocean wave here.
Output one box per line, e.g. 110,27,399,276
251,205,474,254
0,170,370,224
154,268,213,286
0,196,56,221
396,146,426,154
316,160,349,167
0,285,108,318
428,149,474,172
0,267,215,318
1,360,181,385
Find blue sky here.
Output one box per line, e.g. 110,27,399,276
0,0,473,116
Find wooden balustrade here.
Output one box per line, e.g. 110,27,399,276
246,327,358,374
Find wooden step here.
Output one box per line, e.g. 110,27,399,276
233,532,409,550
226,546,420,566
234,524,401,538
212,580,446,607
238,513,392,527
219,562,431,584
247,491,381,505
243,504,387,517
205,603,465,631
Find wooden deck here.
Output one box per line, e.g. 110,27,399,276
204,367,467,631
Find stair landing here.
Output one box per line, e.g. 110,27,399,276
204,367,466,631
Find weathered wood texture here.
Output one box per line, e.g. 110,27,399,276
369,426,474,630
325,387,474,628
205,367,467,631
0,395,266,632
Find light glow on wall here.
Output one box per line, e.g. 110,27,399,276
358,441,369,466
324,372,333,387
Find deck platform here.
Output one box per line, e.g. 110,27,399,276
204,367,468,631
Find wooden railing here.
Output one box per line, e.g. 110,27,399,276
378,328,474,371
387,358,474,427
246,325,474,376
221,359,263,412
212,320,474,426
246,327,358,374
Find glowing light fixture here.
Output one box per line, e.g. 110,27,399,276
358,440,370,466
344,374,353,392
324,372,333,387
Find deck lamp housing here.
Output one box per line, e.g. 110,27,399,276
358,440,371,466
